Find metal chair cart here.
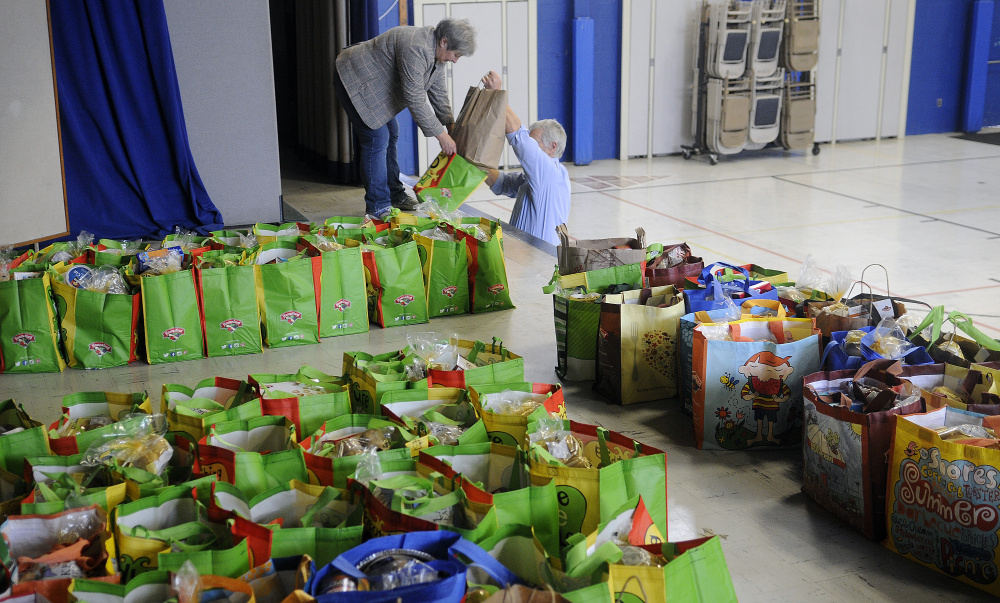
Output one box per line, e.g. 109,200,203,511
682,0,820,164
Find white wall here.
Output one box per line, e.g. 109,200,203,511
0,2,68,246
163,0,282,226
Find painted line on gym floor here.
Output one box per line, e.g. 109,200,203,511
774,178,1000,238
599,191,805,266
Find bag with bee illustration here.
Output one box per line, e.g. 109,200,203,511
801,361,924,541
595,286,685,405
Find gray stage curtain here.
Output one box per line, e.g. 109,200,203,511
295,0,353,181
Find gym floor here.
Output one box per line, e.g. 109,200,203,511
9,132,999,601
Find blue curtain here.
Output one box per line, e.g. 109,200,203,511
50,0,223,239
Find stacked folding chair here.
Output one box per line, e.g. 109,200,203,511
745,68,785,149
704,0,753,79
782,0,820,72
780,72,817,150
705,76,752,155
779,0,819,151
749,0,785,77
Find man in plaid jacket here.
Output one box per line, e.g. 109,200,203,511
334,18,477,218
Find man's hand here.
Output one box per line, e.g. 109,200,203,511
482,70,502,90
485,168,499,186
436,131,457,155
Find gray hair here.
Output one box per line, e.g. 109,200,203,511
434,18,477,56
529,119,567,159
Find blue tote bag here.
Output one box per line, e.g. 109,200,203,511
684,263,779,314
309,531,521,602
822,327,934,371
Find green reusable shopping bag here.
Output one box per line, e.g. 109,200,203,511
316,246,369,337
200,417,307,499
49,265,141,369
548,262,648,381
413,152,487,212
138,269,205,364
70,569,174,602
196,264,263,356
0,400,49,475
253,241,320,347
606,536,738,603
451,219,514,313
158,539,251,579
90,239,146,267
361,241,429,328
413,230,470,318
161,377,256,441
48,390,152,455
0,274,65,373
599,454,669,543
250,366,351,439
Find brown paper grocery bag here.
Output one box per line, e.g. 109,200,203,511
556,224,648,275
453,86,507,169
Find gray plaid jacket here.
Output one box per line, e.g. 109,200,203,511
335,26,453,136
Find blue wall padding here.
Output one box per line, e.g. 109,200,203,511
907,0,974,135
962,0,994,132
985,2,1000,126
573,18,595,165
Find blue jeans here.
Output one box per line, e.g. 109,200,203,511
333,70,406,216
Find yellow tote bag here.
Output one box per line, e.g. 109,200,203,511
884,407,1000,596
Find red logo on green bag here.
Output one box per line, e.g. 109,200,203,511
280,311,303,324
442,286,457,298
333,299,351,312
395,294,415,307
163,327,185,341
12,333,34,348
489,283,506,295
89,342,112,356
220,319,244,332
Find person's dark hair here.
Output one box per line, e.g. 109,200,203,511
434,18,476,56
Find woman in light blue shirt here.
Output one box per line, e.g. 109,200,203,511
481,71,570,246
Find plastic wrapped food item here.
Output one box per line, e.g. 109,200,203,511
893,381,921,410
568,292,602,302
0,245,14,282
137,247,184,275
935,424,999,441
57,506,106,546
56,415,114,438
260,381,330,398
620,546,661,567
406,333,460,371
239,232,258,249
170,227,202,252
51,231,95,263
867,318,917,360
529,416,592,468
895,312,920,335
933,338,966,360
81,432,173,475
77,265,129,294
313,234,345,252
818,302,852,318
317,573,368,594
424,422,465,446
335,427,398,458
842,330,866,357
699,324,732,341
483,391,544,417
376,559,439,591
172,560,202,603
353,446,383,484
776,286,806,303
